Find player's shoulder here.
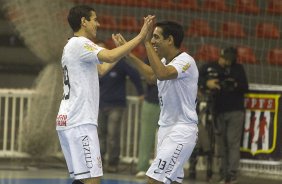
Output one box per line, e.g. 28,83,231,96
66,37,84,49
177,52,196,64
68,36,95,45
68,37,101,51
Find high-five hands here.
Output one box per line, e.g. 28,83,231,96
144,16,154,43
112,15,155,47
139,15,155,41
112,33,127,47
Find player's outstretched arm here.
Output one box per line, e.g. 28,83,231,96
112,33,157,84
97,62,118,77
127,53,157,84
97,15,155,64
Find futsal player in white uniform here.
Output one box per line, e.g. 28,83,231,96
56,5,154,184
113,21,198,184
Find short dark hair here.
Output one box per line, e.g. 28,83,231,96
67,5,95,32
221,47,237,64
155,21,184,48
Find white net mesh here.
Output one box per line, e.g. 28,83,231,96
71,0,282,85
3,0,72,63
20,63,63,157
2,0,74,157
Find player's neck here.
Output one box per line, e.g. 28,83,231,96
165,48,182,64
73,30,90,40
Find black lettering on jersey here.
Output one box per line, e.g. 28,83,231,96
63,65,70,100
159,96,163,106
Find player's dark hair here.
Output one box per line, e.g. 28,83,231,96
68,5,95,32
155,21,184,48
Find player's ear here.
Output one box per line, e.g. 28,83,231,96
168,35,174,46
81,17,87,27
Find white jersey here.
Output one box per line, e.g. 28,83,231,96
56,36,104,130
157,52,198,126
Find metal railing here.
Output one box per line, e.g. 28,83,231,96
120,96,141,164
0,89,142,160
0,89,33,158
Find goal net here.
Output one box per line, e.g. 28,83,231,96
2,0,73,158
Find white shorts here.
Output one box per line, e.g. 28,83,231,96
57,124,103,179
146,123,198,184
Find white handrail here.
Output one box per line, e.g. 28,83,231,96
0,89,33,158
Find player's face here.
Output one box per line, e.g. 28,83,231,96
84,11,100,41
151,27,169,58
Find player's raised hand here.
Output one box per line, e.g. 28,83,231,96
112,33,127,47
111,33,120,47
138,15,155,40
144,21,154,43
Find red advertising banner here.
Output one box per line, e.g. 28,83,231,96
241,93,282,159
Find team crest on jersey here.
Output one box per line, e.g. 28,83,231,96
182,63,190,73
56,114,67,126
84,43,97,52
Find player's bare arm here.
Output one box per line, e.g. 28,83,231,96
127,53,157,84
97,62,118,77
97,15,155,64
95,42,119,77
144,41,177,81
112,33,157,84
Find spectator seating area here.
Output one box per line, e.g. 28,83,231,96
65,0,282,65
1,0,281,70
96,14,281,40
71,0,282,15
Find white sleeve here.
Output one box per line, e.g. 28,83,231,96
169,57,194,79
79,40,104,64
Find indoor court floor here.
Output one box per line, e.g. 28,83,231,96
0,168,210,184
0,161,281,184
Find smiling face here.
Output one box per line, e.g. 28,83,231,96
83,11,100,41
151,27,169,58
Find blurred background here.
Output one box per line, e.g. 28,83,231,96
1,0,282,88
